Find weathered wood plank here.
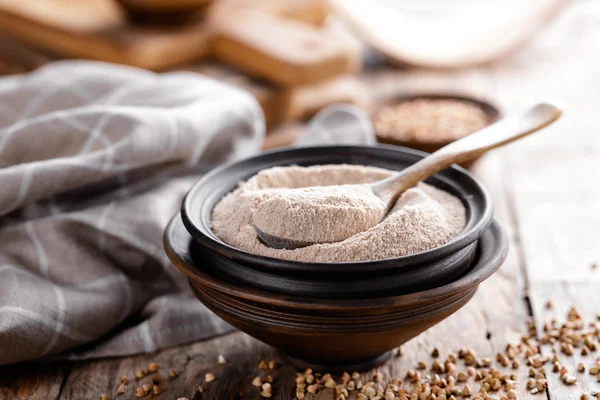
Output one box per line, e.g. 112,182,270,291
59,332,299,400
468,149,544,400
0,362,68,400
529,283,600,399
495,3,600,398
505,159,600,400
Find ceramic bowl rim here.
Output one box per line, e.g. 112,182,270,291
189,240,477,298
181,144,494,270
165,214,508,311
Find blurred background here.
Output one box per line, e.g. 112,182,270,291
0,0,573,154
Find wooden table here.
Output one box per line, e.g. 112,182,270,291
1,2,599,399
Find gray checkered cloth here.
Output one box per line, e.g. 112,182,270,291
0,61,375,366
0,61,265,365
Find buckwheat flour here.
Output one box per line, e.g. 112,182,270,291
253,184,386,245
211,165,466,263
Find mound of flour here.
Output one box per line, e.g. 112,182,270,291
211,165,466,263
252,183,387,245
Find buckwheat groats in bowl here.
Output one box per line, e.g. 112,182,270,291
373,95,501,166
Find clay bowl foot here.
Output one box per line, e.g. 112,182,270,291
279,352,392,374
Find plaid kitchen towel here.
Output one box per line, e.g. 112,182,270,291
0,61,375,366
0,61,265,365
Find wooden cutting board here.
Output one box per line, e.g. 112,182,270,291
0,0,333,72
186,63,367,127
0,0,213,71
210,1,360,87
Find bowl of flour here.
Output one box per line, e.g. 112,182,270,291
212,165,466,263
172,145,502,369
165,213,508,370
181,145,493,276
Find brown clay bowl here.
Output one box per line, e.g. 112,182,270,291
372,93,502,168
181,145,493,276
116,0,213,23
165,215,508,371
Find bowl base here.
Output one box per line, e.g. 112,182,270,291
279,351,392,373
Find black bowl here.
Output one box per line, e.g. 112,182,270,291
182,145,493,275
189,235,477,298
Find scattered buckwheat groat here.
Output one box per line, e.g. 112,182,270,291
99,306,598,400
282,306,600,399
374,99,490,143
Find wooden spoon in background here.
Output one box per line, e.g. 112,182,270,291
254,102,563,250
329,0,566,68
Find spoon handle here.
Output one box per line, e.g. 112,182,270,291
372,102,563,203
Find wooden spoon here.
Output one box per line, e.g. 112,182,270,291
254,102,562,250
